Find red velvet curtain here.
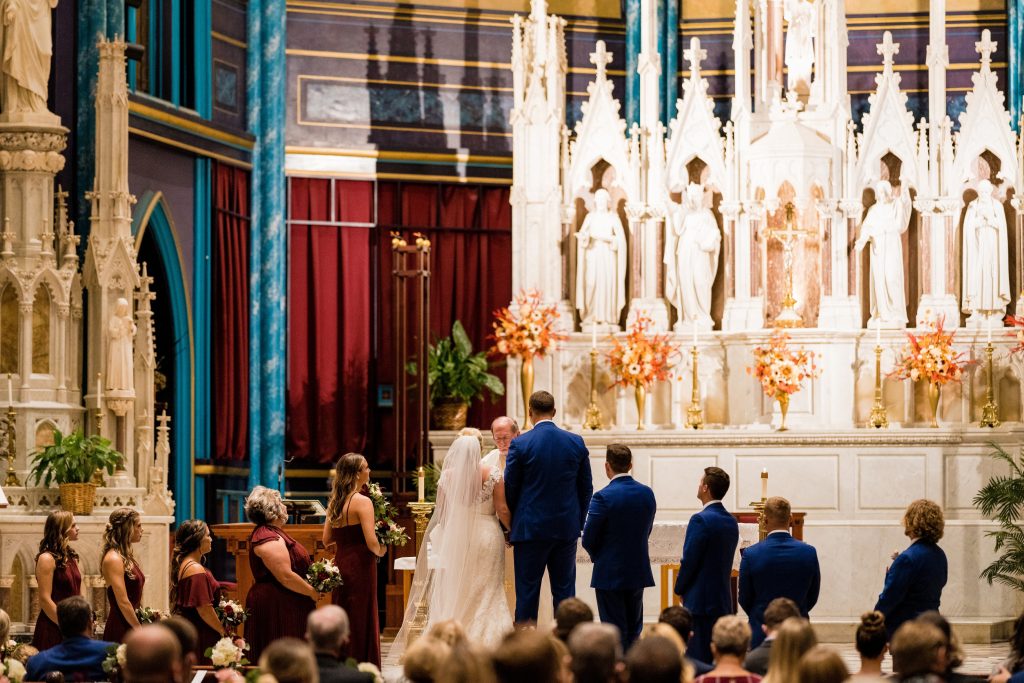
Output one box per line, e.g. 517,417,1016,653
211,162,250,462
287,179,374,463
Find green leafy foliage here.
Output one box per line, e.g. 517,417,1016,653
29,429,121,487
974,443,1024,592
413,320,505,405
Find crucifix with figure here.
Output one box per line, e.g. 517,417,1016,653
767,202,811,328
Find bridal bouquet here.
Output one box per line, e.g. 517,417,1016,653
605,313,680,389
135,606,162,624
306,558,343,594
367,483,409,548
216,598,248,631
890,317,968,385
0,657,26,683
205,637,250,671
489,289,567,360
102,643,127,680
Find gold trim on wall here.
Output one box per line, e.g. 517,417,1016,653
129,126,254,168
286,145,512,164
129,100,254,149
212,30,247,49
287,0,621,21
283,167,513,184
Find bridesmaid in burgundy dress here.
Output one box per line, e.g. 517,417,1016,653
32,511,81,650
101,508,145,643
171,520,227,661
244,486,319,661
323,454,385,667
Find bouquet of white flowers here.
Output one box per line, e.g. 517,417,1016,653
306,558,343,594
216,598,248,631
356,662,383,683
135,606,162,624
102,643,127,679
205,637,250,670
0,657,26,683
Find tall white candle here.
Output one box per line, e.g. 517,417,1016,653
692,320,698,349
591,323,597,349
761,468,768,499
987,316,993,345
6,373,11,405
96,373,102,403
875,318,881,346
417,466,425,502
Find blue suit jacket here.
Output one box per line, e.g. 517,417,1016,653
674,501,739,616
582,475,657,590
505,420,593,543
738,532,821,646
874,539,947,635
26,636,114,682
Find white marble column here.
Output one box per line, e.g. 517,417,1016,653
723,202,764,330
819,200,861,328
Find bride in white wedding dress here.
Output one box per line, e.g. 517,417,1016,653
386,435,514,661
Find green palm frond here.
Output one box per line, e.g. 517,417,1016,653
975,443,1024,591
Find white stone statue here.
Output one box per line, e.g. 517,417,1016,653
575,188,627,328
106,297,136,393
0,0,58,115
784,0,816,94
962,179,1010,318
855,180,912,327
664,183,721,329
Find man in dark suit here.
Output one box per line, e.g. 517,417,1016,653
658,606,713,676
582,444,657,650
742,597,801,676
673,466,739,664
306,606,375,683
27,596,114,682
505,390,594,623
739,496,821,648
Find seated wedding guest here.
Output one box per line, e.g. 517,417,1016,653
124,624,184,683
0,608,9,659
436,641,497,683
403,636,451,683
763,618,817,683
101,507,145,643
875,500,947,637
853,611,888,680
158,617,199,683
659,605,714,676
739,497,820,649
26,596,112,682
42,672,65,683
306,605,374,683
889,621,945,682
553,598,594,642
695,615,760,683
991,613,1024,683
568,622,621,683
641,623,696,681
33,511,82,651
170,520,226,662
797,646,849,683
10,644,37,664
916,611,970,683
427,620,468,649
492,630,561,683
246,485,320,661
549,637,573,683
626,635,686,683
744,598,802,676
259,637,319,683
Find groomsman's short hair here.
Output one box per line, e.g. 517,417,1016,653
606,444,632,473
703,466,730,500
764,496,791,527
529,391,556,416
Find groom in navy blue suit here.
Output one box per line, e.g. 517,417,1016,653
582,444,657,650
505,390,593,624
674,466,739,664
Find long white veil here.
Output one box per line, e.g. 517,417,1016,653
385,435,483,663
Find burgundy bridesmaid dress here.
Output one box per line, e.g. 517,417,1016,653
32,557,82,650
245,525,315,661
331,523,380,666
175,564,223,662
103,563,145,643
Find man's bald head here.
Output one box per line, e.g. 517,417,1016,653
307,605,350,655
124,625,183,683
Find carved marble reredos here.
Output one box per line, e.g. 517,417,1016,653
666,37,727,193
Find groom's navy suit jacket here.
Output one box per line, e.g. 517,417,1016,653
582,475,657,590
504,420,593,542
738,531,821,647
674,501,739,616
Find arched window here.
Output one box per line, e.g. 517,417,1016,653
0,283,18,374
32,286,50,374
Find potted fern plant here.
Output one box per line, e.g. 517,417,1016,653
29,429,121,514
974,443,1024,591
425,320,505,430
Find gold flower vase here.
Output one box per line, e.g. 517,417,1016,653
634,383,646,430
520,355,534,429
775,392,790,431
927,381,940,428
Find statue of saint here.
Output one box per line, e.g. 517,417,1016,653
962,179,1010,318
575,188,627,328
664,183,720,329
0,0,59,115
855,180,912,327
784,0,816,94
106,297,136,393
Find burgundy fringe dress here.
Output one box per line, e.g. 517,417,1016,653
245,525,315,661
32,557,82,650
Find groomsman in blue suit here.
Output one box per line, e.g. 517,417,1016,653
738,496,821,648
582,444,657,650
674,466,739,664
505,391,594,624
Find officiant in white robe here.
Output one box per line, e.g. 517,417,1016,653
575,189,627,328
962,179,1010,318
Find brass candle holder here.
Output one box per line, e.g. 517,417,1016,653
583,348,603,430
4,403,19,486
868,344,889,429
408,500,435,551
980,342,1000,428
686,345,704,429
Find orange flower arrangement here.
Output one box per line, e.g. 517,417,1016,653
890,317,968,385
747,331,820,397
1005,315,1024,353
606,314,680,389
489,289,567,360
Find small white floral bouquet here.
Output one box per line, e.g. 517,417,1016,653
0,639,16,661
306,558,343,594
355,662,383,683
205,636,250,670
216,598,248,631
135,606,162,624
102,643,127,679
0,657,26,683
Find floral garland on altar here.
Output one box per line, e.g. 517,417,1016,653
747,331,820,397
605,314,680,389
890,317,968,385
489,289,567,360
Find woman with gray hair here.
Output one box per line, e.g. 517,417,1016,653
245,485,320,661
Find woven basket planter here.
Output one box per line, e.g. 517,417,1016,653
59,482,97,515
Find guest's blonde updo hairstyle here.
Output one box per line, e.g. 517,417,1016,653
245,485,288,526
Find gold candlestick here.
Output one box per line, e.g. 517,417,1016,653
980,342,1000,428
91,404,105,486
686,345,704,429
4,404,19,486
408,500,435,552
749,470,768,540
868,344,889,428
583,348,603,430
